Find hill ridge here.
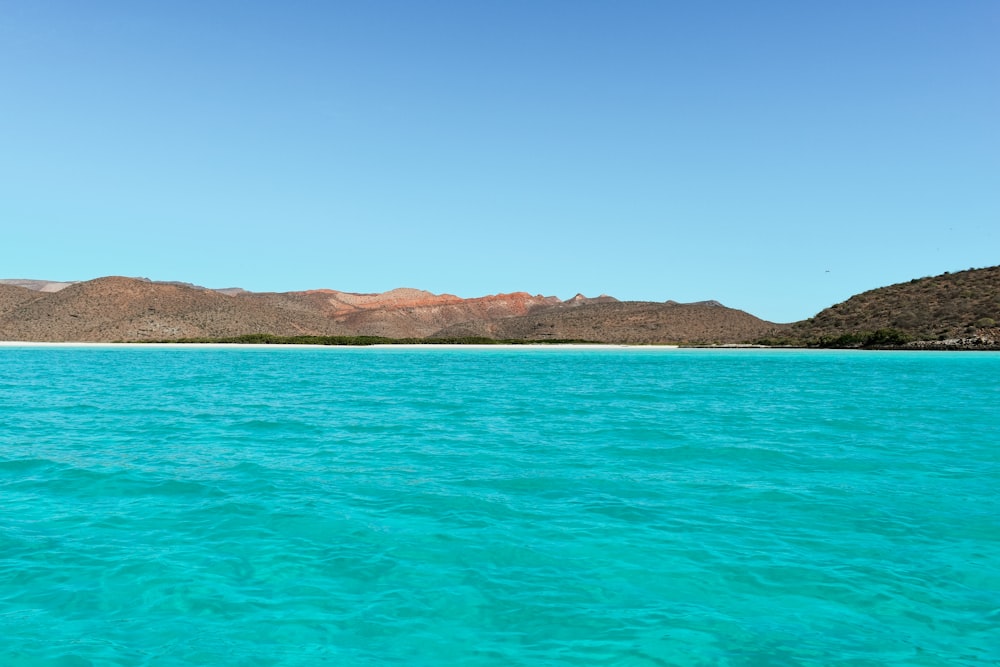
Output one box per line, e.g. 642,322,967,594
3,266,998,346
0,276,777,343
791,265,1000,345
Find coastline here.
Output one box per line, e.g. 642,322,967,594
2,341,996,351
0,341,681,350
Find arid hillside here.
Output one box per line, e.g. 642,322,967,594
244,289,562,338
790,266,1000,345
0,284,42,315
435,301,782,344
8,268,995,346
0,277,348,341
0,276,781,343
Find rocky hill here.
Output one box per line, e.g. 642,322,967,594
0,277,347,341
6,267,995,346
789,266,1000,347
0,284,43,314
0,276,781,343
256,288,563,338
0,279,76,292
434,301,779,344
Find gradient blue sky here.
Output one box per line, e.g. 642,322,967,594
2,1,997,322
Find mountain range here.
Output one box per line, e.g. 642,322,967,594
1,266,998,347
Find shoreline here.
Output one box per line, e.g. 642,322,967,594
2,341,997,352
0,341,681,350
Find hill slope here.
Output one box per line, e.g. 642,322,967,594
0,284,45,316
14,267,997,346
0,277,781,344
0,277,348,341
790,266,1000,345
243,289,561,339
436,301,781,344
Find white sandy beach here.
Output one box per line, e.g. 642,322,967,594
0,341,681,350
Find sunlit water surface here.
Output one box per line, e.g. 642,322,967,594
1,347,998,666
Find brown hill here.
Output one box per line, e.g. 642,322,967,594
0,277,347,341
234,289,560,338
330,292,562,338
0,284,45,315
0,279,77,292
8,269,997,346
0,278,569,342
790,266,1000,344
0,276,782,344
435,301,783,344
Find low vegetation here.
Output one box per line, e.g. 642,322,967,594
755,328,912,348
6,266,999,349
135,334,599,345
789,266,1000,347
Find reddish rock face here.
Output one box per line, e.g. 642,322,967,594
287,288,558,315
0,276,783,343
8,266,996,344
325,291,564,339
290,287,464,314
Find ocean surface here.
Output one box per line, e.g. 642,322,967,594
1,346,998,666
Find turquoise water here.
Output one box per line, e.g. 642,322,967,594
1,347,998,666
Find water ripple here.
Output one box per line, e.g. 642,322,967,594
0,348,998,665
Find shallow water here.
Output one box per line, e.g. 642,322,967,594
1,347,998,665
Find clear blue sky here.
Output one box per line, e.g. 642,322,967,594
2,1,997,322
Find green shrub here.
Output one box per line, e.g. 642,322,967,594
815,328,910,348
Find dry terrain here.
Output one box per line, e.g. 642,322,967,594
434,300,781,344
0,277,781,343
4,266,997,346
790,266,1000,346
